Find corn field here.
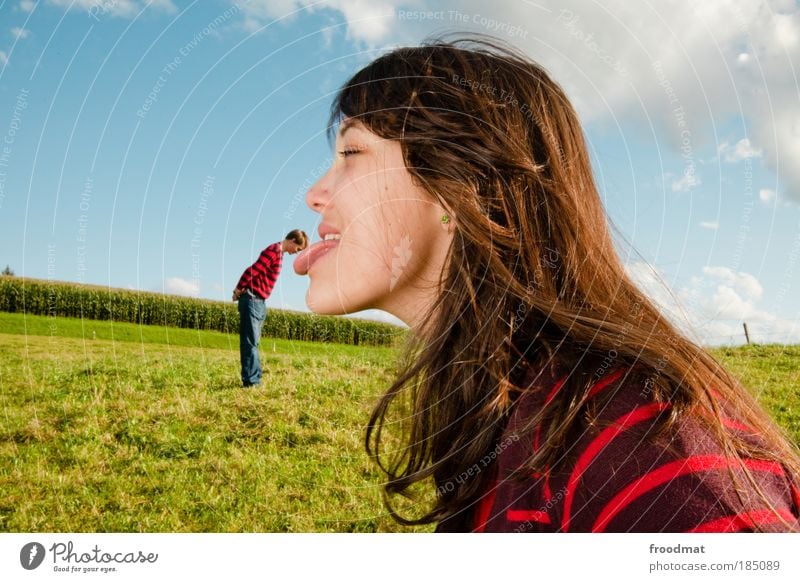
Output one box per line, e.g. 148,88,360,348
0,276,402,346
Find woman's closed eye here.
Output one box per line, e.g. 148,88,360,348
338,147,362,158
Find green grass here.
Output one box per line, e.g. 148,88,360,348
714,344,800,445
0,310,239,350
0,313,429,532
0,276,402,346
0,312,798,532
0,311,386,356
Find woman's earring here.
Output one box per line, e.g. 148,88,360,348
440,214,451,225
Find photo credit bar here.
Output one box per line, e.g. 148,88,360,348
0,533,798,581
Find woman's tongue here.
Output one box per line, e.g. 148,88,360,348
293,239,339,276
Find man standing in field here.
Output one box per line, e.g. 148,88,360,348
233,230,308,387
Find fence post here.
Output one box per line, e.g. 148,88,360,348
743,322,751,345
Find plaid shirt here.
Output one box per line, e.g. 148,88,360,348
236,242,283,300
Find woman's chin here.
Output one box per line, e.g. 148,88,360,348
308,305,346,316
306,289,376,317
305,292,350,316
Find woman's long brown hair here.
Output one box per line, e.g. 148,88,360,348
330,36,800,529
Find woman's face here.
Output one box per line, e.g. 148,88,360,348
295,119,453,328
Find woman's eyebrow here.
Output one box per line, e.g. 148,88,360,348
338,119,361,139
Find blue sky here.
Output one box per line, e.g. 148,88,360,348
1,0,798,345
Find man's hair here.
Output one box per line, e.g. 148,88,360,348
284,229,308,249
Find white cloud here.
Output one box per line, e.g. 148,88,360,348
626,261,798,345
681,267,797,344
48,0,137,18
700,266,763,301
320,17,337,49
18,0,34,11
671,170,701,192
0,51,7,65
762,108,800,202
311,0,395,44
164,277,200,297
717,138,763,163
625,261,707,345
148,0,177,14
236,0,396,44
759,188,777,204
775,12,799,47
266,0,799,201
11,27,30,40
700,220,719,230
46,0,176,19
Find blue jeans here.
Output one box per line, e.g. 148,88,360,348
238,290,267,386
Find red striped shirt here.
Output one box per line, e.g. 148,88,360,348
441,365,800,533
236,242,283,300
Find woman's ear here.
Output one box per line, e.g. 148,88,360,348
437,203,455,233
439,213,452,231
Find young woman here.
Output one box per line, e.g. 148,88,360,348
293,37,800,532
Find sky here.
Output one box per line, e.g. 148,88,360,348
0,0,798,345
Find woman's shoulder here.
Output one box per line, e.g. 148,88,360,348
483,361,800,532
508,362,658,433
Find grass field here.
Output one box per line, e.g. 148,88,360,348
0,311,798,532
0,312,424,532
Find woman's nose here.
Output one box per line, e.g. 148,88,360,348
306,167,333,213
